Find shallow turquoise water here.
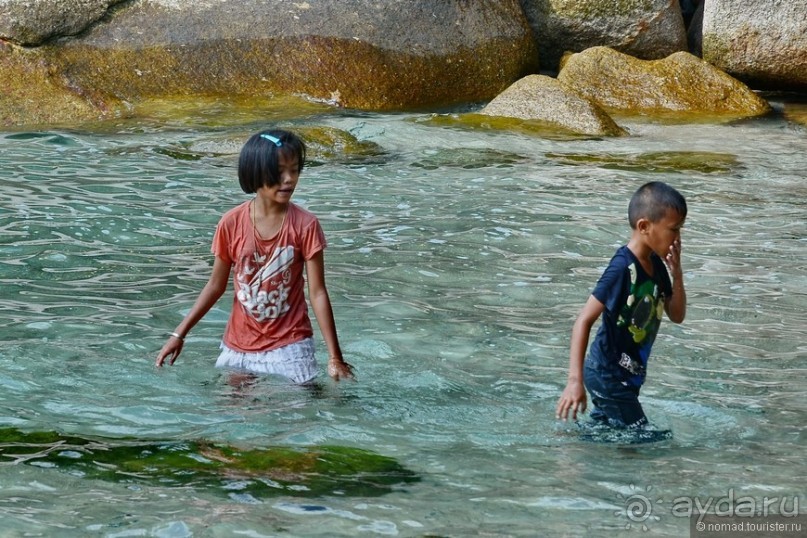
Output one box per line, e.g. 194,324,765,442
0,105,805,536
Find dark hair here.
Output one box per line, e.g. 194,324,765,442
628,181,687,228
238,129,306,194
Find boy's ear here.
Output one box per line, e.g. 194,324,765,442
635,217,651,233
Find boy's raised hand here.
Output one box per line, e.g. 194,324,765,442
556,379,587,421
665,238,683,275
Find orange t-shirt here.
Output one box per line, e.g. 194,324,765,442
212,201,326,353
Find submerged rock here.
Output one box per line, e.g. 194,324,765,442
418,112,605,141
171,126,387,165
408,147,531,170
519,0,687,72
557,47,771,117
297,126,387,164
0,428,418,498
545,150,741,175
480,74,626,137
783,102,807,129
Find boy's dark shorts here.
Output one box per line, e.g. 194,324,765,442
583,359,648,429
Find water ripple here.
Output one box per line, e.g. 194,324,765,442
1,114,805,535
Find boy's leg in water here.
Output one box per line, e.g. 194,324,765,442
585,368,647,429
581,364,671,443
584,366,647,428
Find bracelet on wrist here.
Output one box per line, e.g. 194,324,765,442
169,332,185,341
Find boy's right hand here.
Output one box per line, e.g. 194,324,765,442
556,380,587,421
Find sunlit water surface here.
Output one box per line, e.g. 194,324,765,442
0,103,805,537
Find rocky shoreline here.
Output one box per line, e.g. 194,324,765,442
1,0,805,131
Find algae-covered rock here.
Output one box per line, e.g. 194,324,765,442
418,112,602,141
131,95,334,130
45,0,536,111
480,74,626,137
545,150,741,175
0,428,418,498
0,42,126,127
408,147,531,170
296,126,387,165
557,47,771,118
520,0,687,72
152,125,386,165
783,102,807,129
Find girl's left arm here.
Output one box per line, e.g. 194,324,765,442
306,250,355,381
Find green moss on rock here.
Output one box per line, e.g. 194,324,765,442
783,102,807,128
0,428,418,498
148,123,385,166
560,0,657,18
296,126,387,164
545,150,741,174
48,34,537,111
0,43,127,127
408,147,531,170
418,112,598,141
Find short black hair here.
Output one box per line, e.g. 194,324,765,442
238,129,306,194
628,181,687,228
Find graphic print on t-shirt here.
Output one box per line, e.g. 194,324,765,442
616,262,665,372
236,246,294,322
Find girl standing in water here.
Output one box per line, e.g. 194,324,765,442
156,130,354,384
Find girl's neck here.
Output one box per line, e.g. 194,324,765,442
252,196,288,218
251,198,287,240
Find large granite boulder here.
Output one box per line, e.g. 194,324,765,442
557,46,771,117
702,0,807,90
42,0,537,111
519,0,687,72
0,0,127,46
480,74,625,136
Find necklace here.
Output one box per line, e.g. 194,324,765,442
251,199,287,260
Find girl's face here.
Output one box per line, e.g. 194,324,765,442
259,152,300,204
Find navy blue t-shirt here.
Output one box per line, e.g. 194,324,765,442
588,246,672,387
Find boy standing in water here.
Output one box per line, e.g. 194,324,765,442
556,181,687,430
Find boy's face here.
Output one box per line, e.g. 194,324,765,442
645,208,685,258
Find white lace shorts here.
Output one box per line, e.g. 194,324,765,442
215,337,318,384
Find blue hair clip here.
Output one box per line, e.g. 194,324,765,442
260,134,283,147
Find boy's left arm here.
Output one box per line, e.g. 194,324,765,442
664,239,686,323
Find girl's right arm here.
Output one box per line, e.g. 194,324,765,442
555,294,604,421
156,256,232,367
